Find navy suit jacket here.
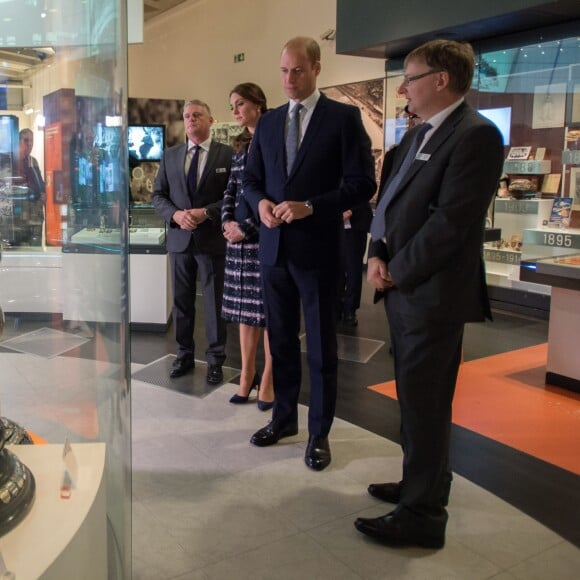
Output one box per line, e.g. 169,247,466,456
369,102,504,323
244,94,376,270
153,140,232,254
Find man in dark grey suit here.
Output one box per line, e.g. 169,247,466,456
153,100,232,383
354,40,504,548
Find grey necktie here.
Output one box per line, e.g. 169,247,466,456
286,103,303,175
370,122,432,241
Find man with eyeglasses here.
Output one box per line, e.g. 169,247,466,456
355,39,504,548
153,100,232,384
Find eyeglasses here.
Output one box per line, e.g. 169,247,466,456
401,69,442,86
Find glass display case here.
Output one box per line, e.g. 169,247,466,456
474,34,580,309
0,1,131,577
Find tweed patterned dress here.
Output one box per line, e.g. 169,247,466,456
221,147,265,327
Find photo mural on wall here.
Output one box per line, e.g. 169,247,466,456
321,78,384,194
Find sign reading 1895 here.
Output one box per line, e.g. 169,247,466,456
542,232,573,247
523,230,580,250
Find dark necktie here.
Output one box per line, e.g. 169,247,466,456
24,156,42,200
187,145,200,199
286,103,303,175
370,122,432,241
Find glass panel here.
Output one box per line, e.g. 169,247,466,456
0,1,130,578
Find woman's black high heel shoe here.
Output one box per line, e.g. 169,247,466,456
229,373,261,404
257,399,274,412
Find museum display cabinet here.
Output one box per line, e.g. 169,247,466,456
474,33,580,313
0,1,131,578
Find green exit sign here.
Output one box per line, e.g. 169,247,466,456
234,53,245,63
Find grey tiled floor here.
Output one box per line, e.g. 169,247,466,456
131,369,580,580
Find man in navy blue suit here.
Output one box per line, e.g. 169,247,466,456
355,39,504,548
244,36,375,471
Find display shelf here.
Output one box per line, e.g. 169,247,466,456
484,199,552,297
129,227,165,247
69,228,122,247
520,227,580,291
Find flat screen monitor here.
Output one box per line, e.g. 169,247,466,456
128,124,165,161
478,107,511,146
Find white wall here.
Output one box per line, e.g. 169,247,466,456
128,0,385,122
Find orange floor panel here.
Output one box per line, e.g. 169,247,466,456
369,343,580,475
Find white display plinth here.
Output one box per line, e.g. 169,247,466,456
547,287,580,382
129,252,172,328
1,443,107,579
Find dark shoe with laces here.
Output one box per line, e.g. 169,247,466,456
206,364,223,385
304,435,331,471
250,420,298,447
170,356,195,378
368,482,402,504
354,511,445,549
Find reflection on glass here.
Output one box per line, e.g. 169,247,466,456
0,1,130,578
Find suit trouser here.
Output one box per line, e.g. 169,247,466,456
338,228,369,314
261,259,339,436
170,249,227,365
385,293,463,532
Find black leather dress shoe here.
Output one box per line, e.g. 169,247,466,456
206,364,223,385
170,356,195,378
354,512,445,549
304,435,331,471
368,482,402,504
250,420,298,447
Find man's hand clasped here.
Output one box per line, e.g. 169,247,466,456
173,208,208,231
367,256,395,292
258,199,311,227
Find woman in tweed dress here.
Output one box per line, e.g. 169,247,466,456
221,83,274,410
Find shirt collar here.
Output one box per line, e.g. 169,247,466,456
424,97,464,132
288,89,321,115
188,136,212,152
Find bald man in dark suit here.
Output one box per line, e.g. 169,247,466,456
153,100,232,384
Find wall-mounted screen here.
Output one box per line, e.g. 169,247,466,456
128,124,165,161
478,107,512,146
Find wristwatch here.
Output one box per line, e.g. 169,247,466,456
304,200,314,215
203,208,212,220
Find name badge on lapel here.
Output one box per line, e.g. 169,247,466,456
215,167,227,173
416,153,431,161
